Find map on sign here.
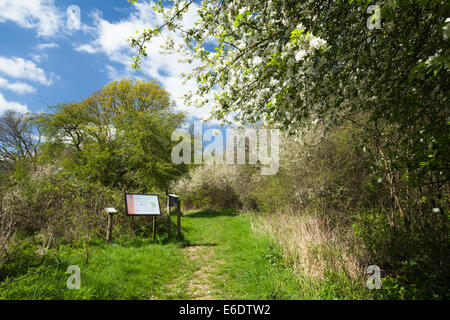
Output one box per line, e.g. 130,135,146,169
125,193,161,216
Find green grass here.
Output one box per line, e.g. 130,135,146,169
0,209,370,300
180,209,304,299
0,242,183,299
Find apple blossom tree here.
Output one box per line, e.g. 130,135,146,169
128,0,449,221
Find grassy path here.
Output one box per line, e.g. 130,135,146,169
0,209,303,300
162,209,303,299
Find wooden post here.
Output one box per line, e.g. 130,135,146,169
106,212,113,244
177,200,182,237
167,195,171,237
152,215,156,240
104,208,117,244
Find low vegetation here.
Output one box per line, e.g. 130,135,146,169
174,123,449,299
1,210,333,300
0,80,187,287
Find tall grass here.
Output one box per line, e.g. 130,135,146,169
251,211,374,299
253,212,362,280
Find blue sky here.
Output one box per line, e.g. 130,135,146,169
0,0,216,123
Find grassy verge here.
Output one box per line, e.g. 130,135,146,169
0,240,184,299
1,209,376,300
252,211,375,299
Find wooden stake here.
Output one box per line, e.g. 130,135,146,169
167,195,171,237
106,212,113,244
152,215,156,240
177,200,182,237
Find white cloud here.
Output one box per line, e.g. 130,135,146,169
105,65,120,81
0,56,52,85
30,54,43,63
104,65,136,82
0,92,29,113
77,1,216,121
74,44,98,54
0,77,36,94
0,0,63,37
36,42,59,50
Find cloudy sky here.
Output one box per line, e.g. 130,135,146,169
0,0,214,122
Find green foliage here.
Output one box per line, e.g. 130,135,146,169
130,2,449,187
0,164,122,281
37,79,187,192
0,80,190,289
0,243,183,300
175,122,449,299
176,124,376,214
376,257,448,300
353,209,450,299
173,164,243,210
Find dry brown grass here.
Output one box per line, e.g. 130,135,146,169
253,211,364,281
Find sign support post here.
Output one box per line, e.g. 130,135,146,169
152,215,156,240
167,195,171,237
177,200,182,237
105,208,118,244
107,213,113,244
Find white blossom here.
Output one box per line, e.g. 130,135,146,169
309,37,327,50
295,49,307,61
129,0,332,128
238,7,248,15
444,17,450,40
253,56,262,65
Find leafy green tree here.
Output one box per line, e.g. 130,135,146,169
38,79,187,192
